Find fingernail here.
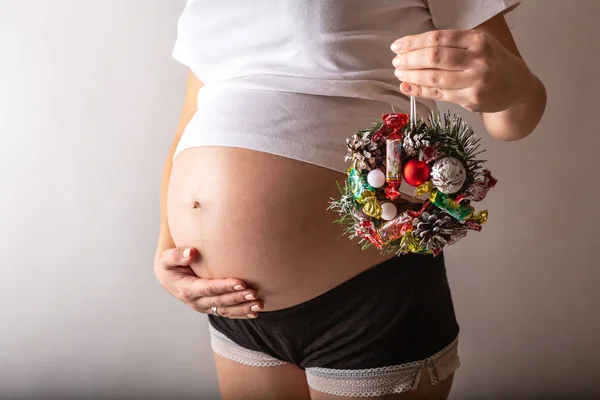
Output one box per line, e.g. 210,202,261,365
247,314,257,319
251,305,262,312
245,294,256,301
233,285,245,291
391,41,401,52
394,69,403,80
392,57,400,67
182,248,191,258
403,83,412,93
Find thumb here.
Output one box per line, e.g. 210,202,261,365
161,247,197,268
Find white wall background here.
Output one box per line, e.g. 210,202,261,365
0,1,598,399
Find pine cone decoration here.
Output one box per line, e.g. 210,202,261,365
345,133,381,171
412,211,455,251
403,126,431,156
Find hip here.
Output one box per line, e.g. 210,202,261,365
209,252,459,369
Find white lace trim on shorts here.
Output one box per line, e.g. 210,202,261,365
305,338,460,397
209,324,288,367
209,325,459,397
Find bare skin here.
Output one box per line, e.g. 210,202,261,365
167,145,396,312
155,13,546,400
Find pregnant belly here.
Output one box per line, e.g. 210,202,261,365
167,147,395,310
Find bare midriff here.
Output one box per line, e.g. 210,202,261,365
167,146,400,311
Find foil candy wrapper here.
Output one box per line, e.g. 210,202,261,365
456,170,498,203
382,113,410,132
415,181,434,197
355,219,385,249
348,168,382,218
465,220,483,232
372,113,409,142
377,215,412,244
468,210,488,225
385,183,402,201
446,226,468,246
430,190,474,221
464,210,488,231
372,124,390,142
399,230,429,254
421,146,438,163
348,168,374,200
362,197,382,219
386,138,403,184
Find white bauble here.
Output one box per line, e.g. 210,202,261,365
430,157,467,194
367,169,386,188
380,202,398,221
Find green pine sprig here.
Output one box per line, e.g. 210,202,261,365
428,111,487,186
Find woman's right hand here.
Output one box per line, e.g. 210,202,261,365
154,247,263,319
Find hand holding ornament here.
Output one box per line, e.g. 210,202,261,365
391,29,535,113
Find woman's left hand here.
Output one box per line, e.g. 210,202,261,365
391,29,534,113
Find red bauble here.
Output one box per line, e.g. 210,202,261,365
403,159,431,187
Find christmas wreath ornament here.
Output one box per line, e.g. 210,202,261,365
329,96,497,256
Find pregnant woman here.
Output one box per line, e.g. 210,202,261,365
154,1,546,399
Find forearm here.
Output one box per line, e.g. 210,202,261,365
481,72,547,142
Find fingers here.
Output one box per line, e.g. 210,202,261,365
393,47,471,71
400,82,443,100
210,301,264,320
188,279,255,303
395,69,473,90
155,246,264,320
160,247,197,268
391,30,478,54
186,276,250,299
171,277,263,320
398,83,480,112
191,289,263,318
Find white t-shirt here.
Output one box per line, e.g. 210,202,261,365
172,0,520,170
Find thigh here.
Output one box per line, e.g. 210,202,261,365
214,353,311,400
309,368,454,400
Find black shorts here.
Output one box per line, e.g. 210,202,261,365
208,252,460,397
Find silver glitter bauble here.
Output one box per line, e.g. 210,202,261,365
430,157,467,195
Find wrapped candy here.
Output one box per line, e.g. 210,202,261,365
429,190,474,221
468,210,488,225
415,181,434,197
355,219,385,249
421,146,438,163
347,168,382,218
399,230,429,254
446,227,468,246
406,201,431,219
465,220,483,232
385,183,402,201
348,168,374,201
386,138,403,184
377,215,412,244
456,170,498,203
372,124,390,142
362,197,382,219
382,113,409,133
